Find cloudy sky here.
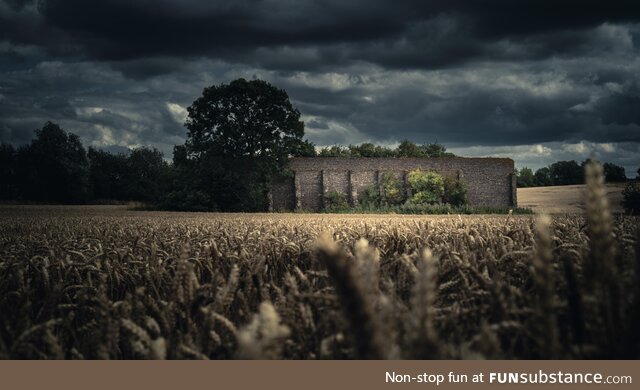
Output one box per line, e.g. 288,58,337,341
1,0,640,173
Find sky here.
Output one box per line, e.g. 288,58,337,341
1,0,639,174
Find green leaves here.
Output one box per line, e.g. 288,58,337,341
174,78,311,211
185,78,305,163
407,169,444,205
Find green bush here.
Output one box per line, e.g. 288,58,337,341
324,190,349,211
410,189,441,205
380,172,405,205
361,183,380,207
622,181,640,215
443,175,468,206
407,169,444,205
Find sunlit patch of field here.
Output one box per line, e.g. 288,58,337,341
517,183,626,214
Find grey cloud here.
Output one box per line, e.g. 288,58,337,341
451,141,640,176
594,83,640,126
2,0,640,74
1,0,639,171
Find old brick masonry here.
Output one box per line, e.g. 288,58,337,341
271,157,517,211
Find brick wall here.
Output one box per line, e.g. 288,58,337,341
271,157,516,211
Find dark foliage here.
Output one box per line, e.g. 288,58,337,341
516,167,536,187
164,78,311,211
622,181,640,215
1,122,170,205
318,140,455,158
519,161,629,188
603,162,627,182
534,167,553,186
442,175,468,206
15,122,90,203
88,148,129,201
549,160,584,186
88,147,170,202
0,143,17,200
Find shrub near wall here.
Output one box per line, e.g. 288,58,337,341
284,157,516,210
407,169,445,205
361,183,381,207
324,190,349,211
406,169,468,207
443,175,468,206
380,172,405,205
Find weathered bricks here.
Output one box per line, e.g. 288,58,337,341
271,157,516,212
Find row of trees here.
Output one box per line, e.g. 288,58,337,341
161,79,457,211
10,78,635,212
0,122,169,204
317,141,455,158
0,80,312,210
516,160,634,187
0,80,466,211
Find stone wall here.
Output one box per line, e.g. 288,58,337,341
271,157,516,211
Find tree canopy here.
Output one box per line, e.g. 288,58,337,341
317,140,454,158
516,160,630,188
603,162,627,182
185,78,308,161
167,78,312,211
0,122,170,204
15,122,90,203
516,167,536,187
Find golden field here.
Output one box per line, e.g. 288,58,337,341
0,167,637,359
518,183,626,214
0,208,638,358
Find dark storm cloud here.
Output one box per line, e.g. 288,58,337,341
1,0,640,173
595,82,640,127
3,0,32,12
1,0,639,69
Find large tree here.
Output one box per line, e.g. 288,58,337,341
88,146,170,202
549,160,584,185
88,147,129,200
124,147,170,202
516,167,536,187
175,78,311,211
16,122,89,203
602,162,627,182
534,167,552,186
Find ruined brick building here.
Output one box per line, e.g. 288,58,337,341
271,157,517,211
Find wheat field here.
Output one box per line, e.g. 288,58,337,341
518,183,626,214
0,164,638,359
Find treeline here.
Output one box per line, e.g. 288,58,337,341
316,140,455,158
0,122,170,204
1,79,464,210
0,123,456,209
516,160,635,187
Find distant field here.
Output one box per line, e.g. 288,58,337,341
517,183,626,214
